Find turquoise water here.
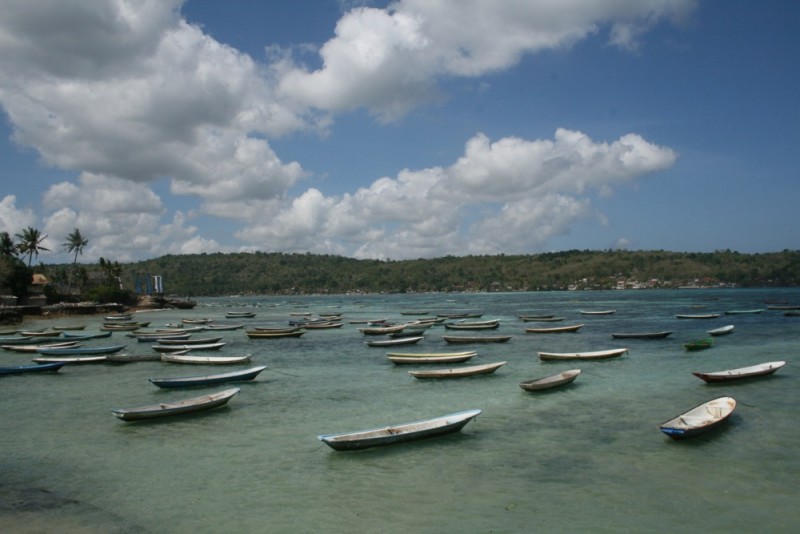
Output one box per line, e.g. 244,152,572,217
1,289,799,533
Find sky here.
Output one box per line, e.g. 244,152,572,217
0,0,798,265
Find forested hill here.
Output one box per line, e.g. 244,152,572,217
124,249,800,296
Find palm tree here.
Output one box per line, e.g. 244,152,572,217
63,228,89,295
14,226,49,266
0,232,16,257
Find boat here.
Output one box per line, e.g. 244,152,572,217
111,387,240,421
724,309,763,315
252,326,302,333
0,361,67,375
61,331,114,340
358,324,406,335
149,365,268,388
301,321,343,329
225,311,256,318
317,409,481,451
519,369,582,391
519,316,565,322
33,356,108,364
386,350,476,358
525,324,583,334
579,310,616,315
784,310,800,317
707,325,734,336
518,314,554,320
692,361,785,383
365,336,423,347
538,348,628,361
160,354,251,365
0,336,51,345
156,336,223,345
408,361,506,379
152,342,226,353
51,325,85,331
676,314,720,319
106,353,163,363
2,340,82,353
36,344,127,356
105,313,133,321
181,318,212,324
387,353,477,365
20,330,62,338
134,333,191,342
444,320,499,330
684,338,714,351
442,335,511,344
245,330,305,339
658,396,736,439
610,331,672,339
202,324,245,331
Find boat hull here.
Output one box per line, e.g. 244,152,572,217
318,409,481,451
111,388,240,421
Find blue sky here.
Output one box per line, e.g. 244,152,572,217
1,0,798,264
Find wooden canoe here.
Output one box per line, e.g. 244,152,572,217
149,365,268,388
20,330,63,337
659,396,736,439
444,320,499,330
579,309,615,315
724,309,763,315
33,356,108,364
358,324,407,335
692,361,785,383
610,331,672,339
386,350,477,358
525,324,583,334
408,361,506,379
442,335,511,344
538,348,628,361
2,341,82,353
111,387,240,421
0,361,67,375
519,369,581,391
676,314,721,319
707,325,734,336
157,336,224,345
684,338,714,351
160,354,251,365
388,353,476,365
245,330,305,339
318,409,481,451
36,344,127,356
106,353,163,363
152,342,226,352
365,336,423,347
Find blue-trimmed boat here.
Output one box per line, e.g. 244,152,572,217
148,365,268,388
0,361,67,375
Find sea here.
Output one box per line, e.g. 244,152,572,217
1,288,799,533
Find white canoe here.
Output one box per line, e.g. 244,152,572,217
388,353,476,365
692,361,785,383
519,369,582,391
538,348,628,361
525,324,583,334
659,396,736,439
707,324,734,336
409,361,506,379
160,354,251,365
152,342,226,353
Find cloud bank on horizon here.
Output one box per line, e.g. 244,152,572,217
0,0,688,263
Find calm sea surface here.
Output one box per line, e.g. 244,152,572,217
1,289,799,533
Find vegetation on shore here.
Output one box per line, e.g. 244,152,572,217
2,225,799,300
123,249,800,296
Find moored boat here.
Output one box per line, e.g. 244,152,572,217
525,324,583,334
2,340,82,353
442,335,511,344
408,361,506,379
317,409,481,451
659,396,736,439
365,336,423,347
610,331,672,339
519,369,581,391
724,309,763,315
707,325,734,336
684,338,714,351
152,342,226,352
444,320,499,330
156,336,223,345
387,353,477,365
579,309,615,315
359,324,406,335
676,314,720,319
111,387,240,421
160,354,251,365
0,361,67,375
33,356,108,364
149,365,268,388
538,348,628,361
245,330,305,339
692,361,785,383
36,344,127,356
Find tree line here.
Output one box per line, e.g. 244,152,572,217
2,226,799,301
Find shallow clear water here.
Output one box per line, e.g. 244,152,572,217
1,289,799,533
